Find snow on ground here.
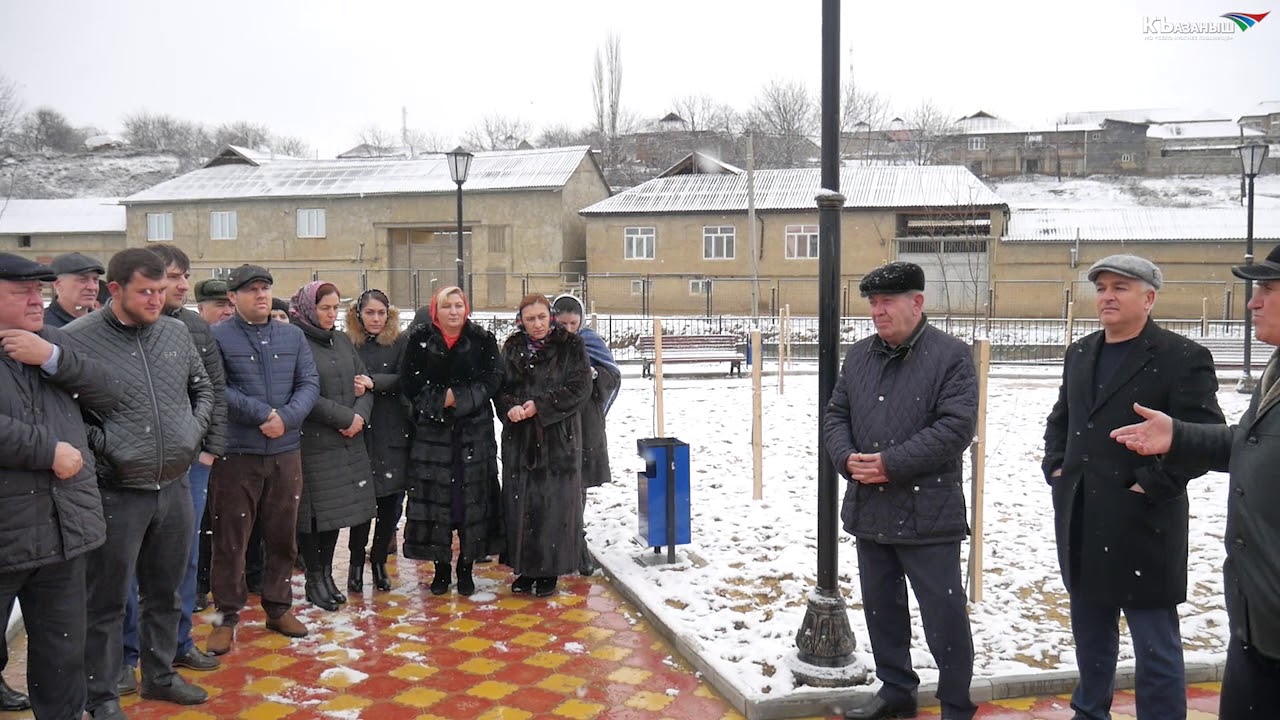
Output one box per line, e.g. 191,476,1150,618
585,364,1252,700
989,174,1280,210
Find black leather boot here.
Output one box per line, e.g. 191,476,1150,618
347,549,365,594
371,562,392,591
430,561,451,595
305,570,339,611
323,564,346,604
456,560,475,596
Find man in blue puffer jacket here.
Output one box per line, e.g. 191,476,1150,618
205,264,319,656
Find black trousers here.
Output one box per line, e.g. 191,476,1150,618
0,596,11,671
0,556,87,720
856,538,977,720
348,492,405,564
1220,634,1280,719
85,477,193,711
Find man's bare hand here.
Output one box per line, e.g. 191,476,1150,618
340,413,365,438
847,452,888,484
1110,403,1173,456
521,400,538,418
259,410,285,439
444,388,456,408
507,405,527,423
0,329,54,366
52,441,84,480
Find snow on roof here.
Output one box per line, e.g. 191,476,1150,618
580,165,1003,215
1147,121,1264,140
0,198,125,235
1239,100,1280,119
951,114,1102,136
127,146,596,204
1005,207,1280,243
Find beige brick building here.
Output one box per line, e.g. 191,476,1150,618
0,198,126,264
121,145,610,310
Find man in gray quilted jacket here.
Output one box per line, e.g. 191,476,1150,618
64,248,215,717
823,262,979,720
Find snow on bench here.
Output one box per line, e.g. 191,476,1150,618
638,334,745,378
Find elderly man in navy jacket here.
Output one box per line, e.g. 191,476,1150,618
0,253,121,719
205,264,319,656
823,262,979,720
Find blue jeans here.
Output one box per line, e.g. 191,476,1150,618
1069,596,1185,720
122,460,209,667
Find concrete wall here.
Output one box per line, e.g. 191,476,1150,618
0,232,126,264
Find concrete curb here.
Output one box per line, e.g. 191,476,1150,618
598,554,1226,719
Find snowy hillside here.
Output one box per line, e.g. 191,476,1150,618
989,174,1280,210
0,150,183,199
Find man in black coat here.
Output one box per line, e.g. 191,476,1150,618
0,253,122,719
823,262,979,720
1043,254,1224,720
43,252,104,328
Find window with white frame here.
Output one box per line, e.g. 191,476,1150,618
785,224,819,259
624,226,655,259
689,279,712,295
968,136,987,151
1025,134,1043,146
1120,153,1133,163
296,208,326,238
146,212,173,242
702,225,735,259
630,279,645,295
210,211,237,240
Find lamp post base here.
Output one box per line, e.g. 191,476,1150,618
1237,374,1256,394
793,589,864,687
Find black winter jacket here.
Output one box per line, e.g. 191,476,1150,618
295,320,376,533
823,319,978,545
64,302,214,489
212,314,320,456
0,326,123,573
347,305,411,497
168,306,228,456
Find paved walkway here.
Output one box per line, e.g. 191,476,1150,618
0,548,1225,719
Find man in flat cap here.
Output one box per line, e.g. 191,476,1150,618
0,252,122,718
823,261,979,720
44,252,106,328
1112,243,1280,717
194,279,233,327
1043,254,1224,720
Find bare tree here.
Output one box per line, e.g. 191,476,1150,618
897,100,957,166
19,107,87,152
355,125,399,155
211,121,273,151
0,75,22,150
670,94,738,133
745,79,817,168
122,111,209,159
536,123,593,148
591,32,624,165
839,74,887,134
271,134,312,158
403,128,445,155
463,114,531,151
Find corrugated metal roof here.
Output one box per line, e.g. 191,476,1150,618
125,146,595,204
580,165,1003,215
1005,207,1280,243
0,198,125,234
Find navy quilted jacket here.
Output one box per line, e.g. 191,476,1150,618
211,314,320,456
822,320,977,544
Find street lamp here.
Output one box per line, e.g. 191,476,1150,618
1237,141,1270,393
446,146,474,291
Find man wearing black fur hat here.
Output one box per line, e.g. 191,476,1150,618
823,261,979,720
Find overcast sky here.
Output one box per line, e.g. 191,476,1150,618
2,0,1276,157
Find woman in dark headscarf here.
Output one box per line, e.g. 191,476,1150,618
400,286,504,596
496,293,593,597
344,289,410,593
550,294,621,576
290,281,376,611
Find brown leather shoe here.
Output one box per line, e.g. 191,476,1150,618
265,612,309,638
206,624,235,656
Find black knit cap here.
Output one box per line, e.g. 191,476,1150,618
859,261,925,297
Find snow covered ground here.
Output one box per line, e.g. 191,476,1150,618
584,363,1251,701
989,174,1280,210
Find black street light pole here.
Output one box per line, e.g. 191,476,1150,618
794,0,860,684
1238,141,1270,394
446,146,474,294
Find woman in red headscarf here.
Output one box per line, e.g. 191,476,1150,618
399,286,503,596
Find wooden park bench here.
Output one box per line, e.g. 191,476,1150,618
638,334,745,378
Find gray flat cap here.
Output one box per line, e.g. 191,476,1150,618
50,252,105,276
1087,254,1162,290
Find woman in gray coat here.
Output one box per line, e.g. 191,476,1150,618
291,281,376,611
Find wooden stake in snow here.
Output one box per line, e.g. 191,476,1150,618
1064,300,1075,350
967,338,991,603
752,329,763,501
653,318,665,437
777,305,790,395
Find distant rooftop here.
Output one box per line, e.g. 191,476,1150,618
1005,207,1280,243
0,198,125,235
580,165,1003,215
1147,121,1264,140
125,145,598,204
1059,107,1231,125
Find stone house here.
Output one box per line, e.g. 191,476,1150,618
0,198,126,263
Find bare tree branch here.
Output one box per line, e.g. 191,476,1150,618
462,114,531,151
0,75,23,150
746,80,817,168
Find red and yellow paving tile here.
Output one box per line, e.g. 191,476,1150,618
1,554,1224,719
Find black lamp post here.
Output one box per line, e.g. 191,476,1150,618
446,146,474,292
1238,141,1270,394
